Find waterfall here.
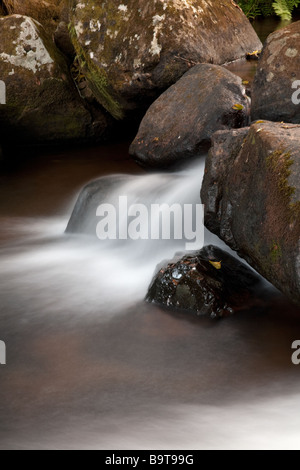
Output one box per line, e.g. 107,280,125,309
0,156,299,450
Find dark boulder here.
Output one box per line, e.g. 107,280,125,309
146,245,263,318
252,21,300,123
201,121,300,306
66,175,135,235
129,64,250,168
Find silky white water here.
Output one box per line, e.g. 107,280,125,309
0,155,299,450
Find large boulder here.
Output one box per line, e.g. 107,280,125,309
146,245,263,318
201,121,300,306
0,15,109,146
69,0,262,119
129,64,250,168
252,21,300,123
66,175,136,235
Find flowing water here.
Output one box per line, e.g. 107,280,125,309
1,21,300,450
0,146,299,450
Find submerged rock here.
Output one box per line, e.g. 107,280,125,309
129,64,250,168
0,15,109,146
252,21,300,123
69,0,262,118
201,122,300,306
66,175,135,235
146,245,262,318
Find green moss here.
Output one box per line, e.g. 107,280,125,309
270,241,282,263
68,18,123,119
266,148,300,222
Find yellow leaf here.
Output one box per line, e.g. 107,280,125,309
255,120,265,124
242,80,249,85
232,103,244,111
209,260,222,270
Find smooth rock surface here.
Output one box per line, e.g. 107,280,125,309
130,64,250,168
146,245,263,318
0,15,108,145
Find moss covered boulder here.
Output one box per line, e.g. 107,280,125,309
0,15,108,146
146,245,263,318
69,0,262,119
129,64,250,168
201,122,300,306
252,21,300,123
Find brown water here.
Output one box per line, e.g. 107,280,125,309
226,14,300,83
0,19,300,450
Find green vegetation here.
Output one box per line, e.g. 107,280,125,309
237,0,300,20
68,22,123,120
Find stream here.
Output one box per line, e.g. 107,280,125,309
0,19,300,450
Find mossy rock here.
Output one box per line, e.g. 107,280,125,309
0,15,108,146
252,21,300,123
69,0,262,119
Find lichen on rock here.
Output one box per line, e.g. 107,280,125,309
0,14,109,146
0,15,54,74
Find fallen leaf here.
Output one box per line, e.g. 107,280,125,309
209,260,222,270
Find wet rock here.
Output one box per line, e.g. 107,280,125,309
66,175,135,235
252,21,300,123
2,0,61,33
146,245,262,318
69,0,262,119
129,64,250,168
0,15,109,146
201,121,300,306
